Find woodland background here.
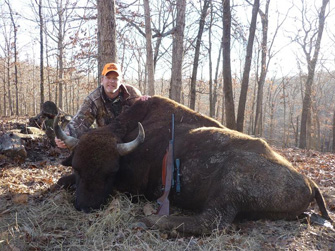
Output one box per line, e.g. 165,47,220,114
0,0,335,152
1,1,335,249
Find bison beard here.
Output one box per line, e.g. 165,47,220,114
55,96,333,236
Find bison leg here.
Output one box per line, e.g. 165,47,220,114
56,173,76,190
141,205,238,236
141,214,208,236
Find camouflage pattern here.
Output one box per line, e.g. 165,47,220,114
65,84,141,138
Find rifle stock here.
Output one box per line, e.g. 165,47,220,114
156,114,175,216
157,192,170,216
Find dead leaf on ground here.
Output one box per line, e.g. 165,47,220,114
12,193,29,204
143,203,156,216
104,198,121,214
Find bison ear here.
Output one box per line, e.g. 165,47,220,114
61,153,73,166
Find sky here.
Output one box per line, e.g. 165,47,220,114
260,0,335,77
1,0,335,80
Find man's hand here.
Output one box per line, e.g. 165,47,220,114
55,135,68,149
139,95,151,101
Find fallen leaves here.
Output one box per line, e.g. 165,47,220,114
143,203,156,216
104,198,121,214
274,147,335,188
1,164,68,196
12,193,29,204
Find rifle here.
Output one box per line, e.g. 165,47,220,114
156,114,175,216
175,158,181,193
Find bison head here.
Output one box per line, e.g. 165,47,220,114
54,115,145,212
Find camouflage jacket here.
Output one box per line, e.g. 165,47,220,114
65,84,141,138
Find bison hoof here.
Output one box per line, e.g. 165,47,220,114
57,174,76,190
49,183,61,192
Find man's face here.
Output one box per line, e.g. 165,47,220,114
102,71,120,96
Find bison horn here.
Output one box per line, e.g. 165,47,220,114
53,114,79,150
117,122,145,156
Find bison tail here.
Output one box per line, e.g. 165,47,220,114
313,184,333,224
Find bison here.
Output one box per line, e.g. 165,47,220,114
54,96,333,235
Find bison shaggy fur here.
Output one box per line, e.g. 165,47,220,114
56,96,333,236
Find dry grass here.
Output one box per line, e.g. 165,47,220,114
0,120,335,250
1,185,334,250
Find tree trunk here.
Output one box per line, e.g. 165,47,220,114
2,59,7,115
65,81,68,112
283,81,287,146
333,111,335,153
208,3,214,117
32,68,37,115
314,107,321,150
211,40,222,118
269,102,274,141
296,116,299,147
143,0,155,95
209,1,220,118
300,78,312,149
190,0,210,110
299,0,329,149
222,0,236,129
170,0,186,102
221,92,225,125
6,0,19,116
45,29,52,101
57,1,64,110
6,55,13,116
97,0,117,83
254,0,270,136
236,0,259,132
153,36,162,70
248,82,257,135
38,0,44,110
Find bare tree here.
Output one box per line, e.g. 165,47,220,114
44,0,79,110
97,0,117,82
222,0,236,129
35,0,45,110
0,16,9,115
170,0,186,102
236,0,259,132
57,1,64,109
189,0,210,110
254,0,270,136
208,2,214,117
0,3,14,116
285,76,300,147
5,0,19,116
333,110,335,152
254,0,291,136
118,0,173,73
209,1,221,118
265,77,283,141
45,28,52,101
143,0,155,95
0,58,6,115
297,0,329,149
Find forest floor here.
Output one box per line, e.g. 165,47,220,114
0,117,335,250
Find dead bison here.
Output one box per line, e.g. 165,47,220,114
54,96,333,235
